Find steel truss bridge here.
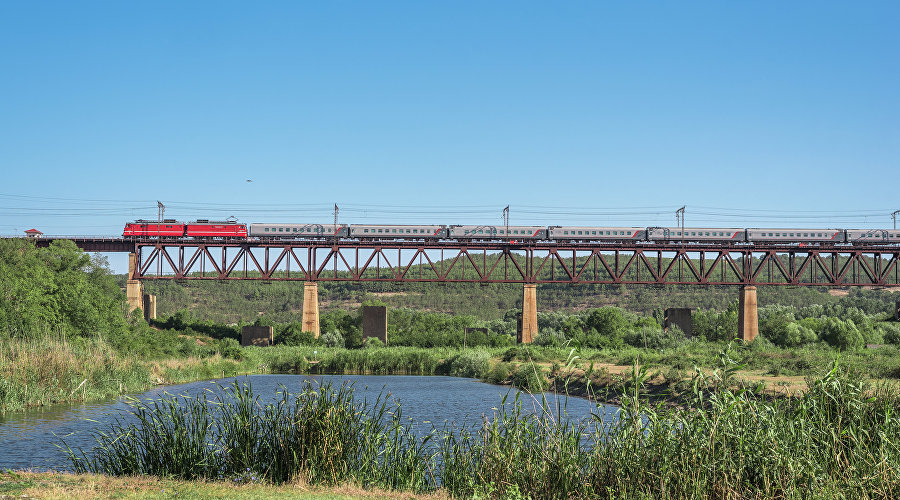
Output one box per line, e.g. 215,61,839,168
32,237,900,287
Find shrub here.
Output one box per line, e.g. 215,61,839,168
449,350,490,378
881,323,900,345
275,323,318,346
364,337,385,348
344,328,364,349
625,325,682,350
510,365,548,393
217,338,243,360
486,362,511,384
820,318,865,350
319,330,344,348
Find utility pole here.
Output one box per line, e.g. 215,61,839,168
502,205,510,240
333,204,339,274
893,209,899,230
333,204,339,244
157,201,165,221
675,206,685,247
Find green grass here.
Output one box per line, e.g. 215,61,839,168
0,336,152,412
64,360,900,499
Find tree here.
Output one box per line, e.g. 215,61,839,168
820,318,864,350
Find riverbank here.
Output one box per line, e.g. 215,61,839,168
6,337,899,413
49,368,900,499
0,471,448,499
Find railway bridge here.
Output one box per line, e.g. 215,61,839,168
27,236,900,343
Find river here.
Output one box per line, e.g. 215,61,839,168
0,374,618,471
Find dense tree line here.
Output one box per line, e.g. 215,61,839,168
139,275,896,325
0,239,127,339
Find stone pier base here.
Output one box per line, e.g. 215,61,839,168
302,282,320,337
519,284,537,344
738,286,759,342
126,280,143,316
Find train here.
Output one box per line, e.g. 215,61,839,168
123,220,900,244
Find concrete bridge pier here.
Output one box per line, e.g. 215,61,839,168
519,284,537,344
302,282,320,338
126,253,144,316
738,285,759,342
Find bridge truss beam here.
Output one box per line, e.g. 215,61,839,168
129,241,900,287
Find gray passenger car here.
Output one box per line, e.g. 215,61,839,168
448,225,547,239
549,226,646,240
249,223,349,237
348,225,447,239
647,227,745,242
746,229,842,243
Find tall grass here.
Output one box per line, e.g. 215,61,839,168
66,361,900,499
65,380,435,492
0,336,150,412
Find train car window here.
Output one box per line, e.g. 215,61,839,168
364,229,369,233
577,231,582,235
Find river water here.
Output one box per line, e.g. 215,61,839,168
0,375,617,471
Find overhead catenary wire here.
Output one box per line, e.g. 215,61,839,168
2,194,899,236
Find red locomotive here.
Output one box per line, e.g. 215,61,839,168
123,219,247,238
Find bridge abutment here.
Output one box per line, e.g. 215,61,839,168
738,285,759,342
519,284,537,344
302,282,320,337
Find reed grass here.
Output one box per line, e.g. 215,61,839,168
65,380,436,492
65,359,900,499
0,336,151,412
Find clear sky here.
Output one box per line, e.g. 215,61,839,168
1,1,898,252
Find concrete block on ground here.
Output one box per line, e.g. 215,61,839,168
242,326,274,347
362,305,388,344
142,294,157,321
664,308,692,337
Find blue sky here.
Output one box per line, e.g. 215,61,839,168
1,1,898,246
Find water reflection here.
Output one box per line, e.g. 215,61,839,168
0,375,617,471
